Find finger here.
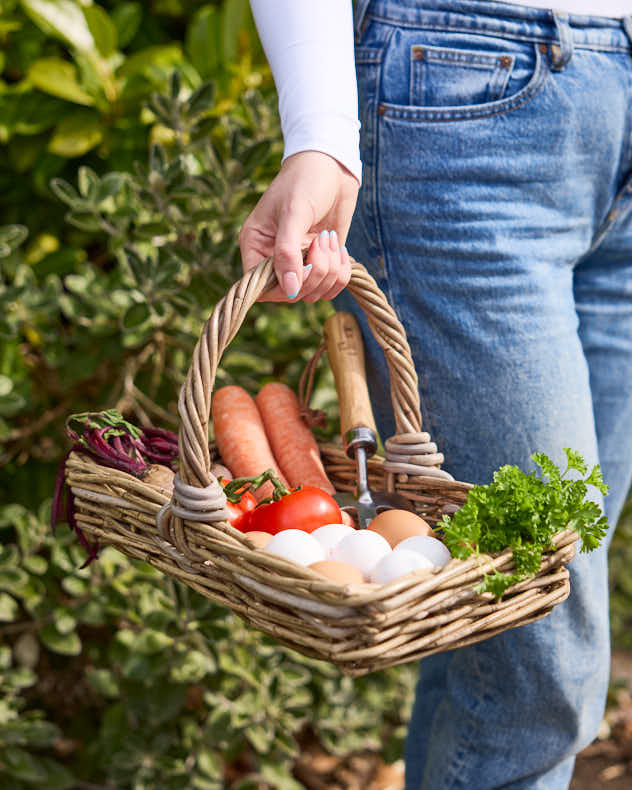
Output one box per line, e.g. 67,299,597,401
273,201,313,300
302,229,342,303
319,245,352,301
239,217,273,274
299,231,332,300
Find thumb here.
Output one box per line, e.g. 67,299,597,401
274,205,312,299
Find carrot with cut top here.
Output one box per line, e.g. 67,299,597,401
211,385,289,500
256,382,336,495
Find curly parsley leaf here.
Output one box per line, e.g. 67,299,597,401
439,449,609,597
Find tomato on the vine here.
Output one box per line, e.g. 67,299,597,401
221,470,343,535
219,477,257,532
249,485,342,535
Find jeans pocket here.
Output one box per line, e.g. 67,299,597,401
380,29,548,122
409,44,514,106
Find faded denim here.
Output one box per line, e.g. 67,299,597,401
337,1,632,788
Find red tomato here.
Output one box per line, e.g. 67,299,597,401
220,478,257,532
248,486,342,535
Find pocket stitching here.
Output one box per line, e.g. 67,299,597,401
382,42,547,123
409,45,516,106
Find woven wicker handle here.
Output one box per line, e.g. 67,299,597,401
176,257,423,488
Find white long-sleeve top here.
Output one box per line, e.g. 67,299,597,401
250,1,632,186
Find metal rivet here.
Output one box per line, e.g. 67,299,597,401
539,43,548,54
499,55,512,68
608,210,617,222
413,47,424,60
378,104,386,115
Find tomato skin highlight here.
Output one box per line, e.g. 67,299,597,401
248,486,342,535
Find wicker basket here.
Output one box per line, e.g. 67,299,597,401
65,257,576,677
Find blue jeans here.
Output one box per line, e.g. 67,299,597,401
338,1,632,788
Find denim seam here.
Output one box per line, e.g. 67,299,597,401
379,42,547,122
584,180,632,258
367,15,630,53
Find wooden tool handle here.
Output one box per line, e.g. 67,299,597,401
324,311,377,437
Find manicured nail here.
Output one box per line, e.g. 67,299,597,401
319,229,329,252
329,229,339,251
304,263,313,275
283,271,300,299
342,245,348,254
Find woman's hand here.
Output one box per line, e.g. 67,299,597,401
238,150,360,302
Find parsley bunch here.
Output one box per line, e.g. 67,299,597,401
438,449,609,597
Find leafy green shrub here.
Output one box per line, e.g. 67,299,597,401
0,5,417,788
0,498,416,789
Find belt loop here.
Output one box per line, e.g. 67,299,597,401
550,11,574,71
623,16,632,52
354,0,371,44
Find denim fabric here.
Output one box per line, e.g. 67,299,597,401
337,1,632,788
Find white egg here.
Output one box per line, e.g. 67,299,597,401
264,530,325,566
395,535,452,567
331,530,391,578
311,523,356,559
369,549,435,584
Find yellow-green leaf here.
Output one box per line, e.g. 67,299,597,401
48,111,103,157
21,0,95,51
28,58,94,106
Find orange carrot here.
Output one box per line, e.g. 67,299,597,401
211,385,289,500
255,382,336,495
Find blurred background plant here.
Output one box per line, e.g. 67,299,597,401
0,1,630,789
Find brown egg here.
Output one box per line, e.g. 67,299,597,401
368,509,433,548
308,560,365,585
243,531,272,549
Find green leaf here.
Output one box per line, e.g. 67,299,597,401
123,301,151,329
0,745,47,782
66,211,104,232
83,5,117,57
241,140,271,174
39,623,81,655
0,593,18,622
33,757,75,789
53,609,77,635
48,110,103,157
27,57,94,106
185,6,220,79
22,555,47,575
222,0,249,66
86,667,119,698
118,44,182,78
112,2,142,49
49,178,80,207
21,0,95,51
77,166,99,200
186,82,216,117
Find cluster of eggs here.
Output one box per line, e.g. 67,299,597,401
243,510,451,586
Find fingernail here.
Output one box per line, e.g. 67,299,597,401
319,229,329,252
283,271,300,299
329,230,339,251
342,245,348,254
304,263,313,275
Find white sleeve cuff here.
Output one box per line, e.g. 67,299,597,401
281,112,362,184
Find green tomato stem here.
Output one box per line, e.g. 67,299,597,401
222,469,290,502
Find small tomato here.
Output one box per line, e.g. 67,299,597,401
249,486,342,535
